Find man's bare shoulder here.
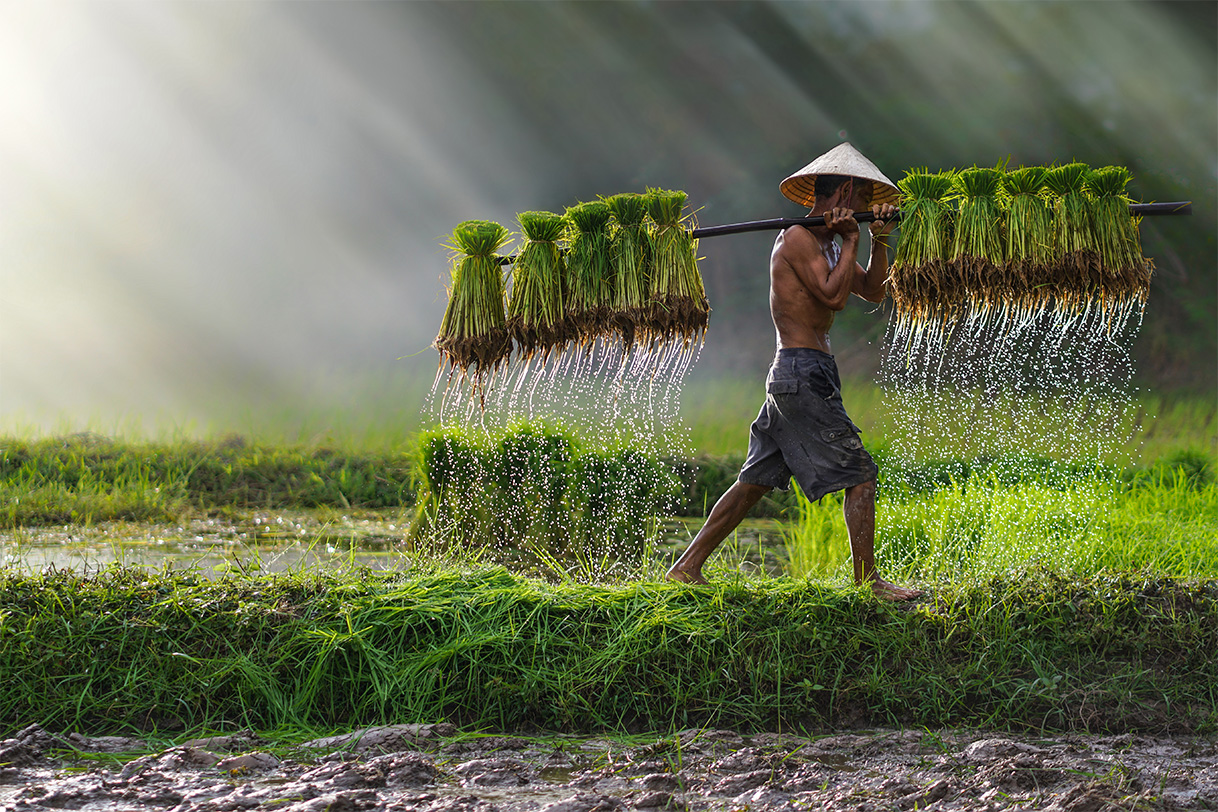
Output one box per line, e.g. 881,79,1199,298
772,223,819,267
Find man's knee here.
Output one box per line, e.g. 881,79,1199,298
844,479,876,499
722,480,771,511
734,480,773,499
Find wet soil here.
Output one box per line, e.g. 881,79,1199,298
3,723,1215,811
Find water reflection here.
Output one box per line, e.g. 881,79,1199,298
2,514,792,578
0,512,409,576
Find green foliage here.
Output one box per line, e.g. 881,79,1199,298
604,193,651,347
1002,166,1053,289
891,170,956,318
1086,166,1151,295
563,200,615,342
948,167,1005,303
645,188,709,345
436,220,513,374
409,424,680,579
507,210,568,359
1044,163,1098,289
2,566,1214,735
783,463,1218,584
891,160,1156,321
0,435,415,526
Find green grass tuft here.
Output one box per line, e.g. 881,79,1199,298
2,566,1213,735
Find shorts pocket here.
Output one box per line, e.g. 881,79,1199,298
821,426,864,450
767,379,799,395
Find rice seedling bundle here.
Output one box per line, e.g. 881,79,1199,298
1045,163,1099,307
506,210,568,360
890,170,955,320
645,188,710,345
1086,165,1153,300
605,193,651,348
409,423,679,578
1001,166,1053,304
563,200,615,344
949,167,1006,309
435,220,512,375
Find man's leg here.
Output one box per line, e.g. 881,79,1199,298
666,481,771,584
843,479,923,601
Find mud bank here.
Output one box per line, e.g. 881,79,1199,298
2,724,1216,811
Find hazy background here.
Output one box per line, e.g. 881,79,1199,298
1,1,1214,439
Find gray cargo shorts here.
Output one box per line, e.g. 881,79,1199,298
738,348,878,501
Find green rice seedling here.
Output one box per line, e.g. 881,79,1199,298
491,424,576,557
949,167,1006,310
1001,166,1053,305
876,474,1104,583
408,427,493,549
890,170,956,321
604,193,651,348
507,210,568,360
571,446,680,576
408,423,678,580
1086,166,1153,301
645,188,709,346
563,200,615,345
783,489,848,579
1045,163,1099,310
435,220,513,376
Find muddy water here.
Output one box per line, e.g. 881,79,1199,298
1,512,425,575
0,514,790,577
2,724,1215,811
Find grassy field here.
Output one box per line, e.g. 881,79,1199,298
1,380,1214,736
783,465,1218,585
1,565,1214,735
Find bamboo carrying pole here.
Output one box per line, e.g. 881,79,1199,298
497,202,1191,263
689,201,1192,238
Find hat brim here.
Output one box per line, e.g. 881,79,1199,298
780,142,900,209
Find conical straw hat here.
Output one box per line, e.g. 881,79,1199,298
780,142,899,208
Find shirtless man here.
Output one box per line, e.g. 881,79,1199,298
667,145,922,601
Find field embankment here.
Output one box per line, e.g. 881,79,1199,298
2,566,1214,736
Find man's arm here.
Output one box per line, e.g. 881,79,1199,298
852,203,898,304
777,207,862,312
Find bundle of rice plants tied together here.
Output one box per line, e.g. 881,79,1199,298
435,220,512,376
949,166,1005,310
507,210,568,361
604,193,651,348
1045,162,1099,309
563,200,615,345
1001,166,1053,306
891,170,955,321
1086,165,1152,301
645,188,709,346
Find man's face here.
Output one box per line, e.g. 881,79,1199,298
826,179,869,211
849,181,873,211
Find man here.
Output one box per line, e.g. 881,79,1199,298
667,143,922,601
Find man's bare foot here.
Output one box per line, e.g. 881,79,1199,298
869,578,923,602
665,567,710,585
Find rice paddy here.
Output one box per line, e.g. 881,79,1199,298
1,388,1214,737
4,164,1210,742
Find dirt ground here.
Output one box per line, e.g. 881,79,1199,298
2,723,1215,811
